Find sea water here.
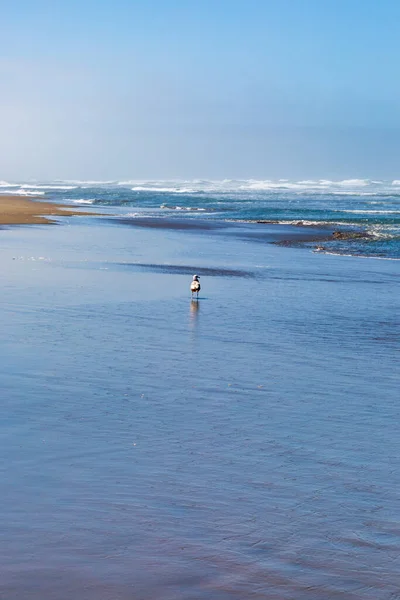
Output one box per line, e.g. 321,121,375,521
0,214,399,599
1,178,400,259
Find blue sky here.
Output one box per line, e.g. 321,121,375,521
1,0,400,180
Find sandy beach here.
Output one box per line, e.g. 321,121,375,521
0,195,97,225
0,210,399,599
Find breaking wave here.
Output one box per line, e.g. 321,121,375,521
19,185,78,190
0,181,19,188
70,199,95,205
2,178,400,196
0,189,45,196
160,204,207,211
131,186,197,194
109,179,400,196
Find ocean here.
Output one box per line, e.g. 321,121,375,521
1,178,400,259
0,182,399,599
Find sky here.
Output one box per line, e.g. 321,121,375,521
1,0,400,180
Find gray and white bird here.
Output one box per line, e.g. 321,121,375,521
190,274,201,298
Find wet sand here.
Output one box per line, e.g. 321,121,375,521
0,216,399,599
113,215,337,243
0,195,97,225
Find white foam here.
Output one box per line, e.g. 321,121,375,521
341,209,400,214
335,179,370,187
60,180,117,185
2,178,400,197
328,191,378,196
20,184,78,190
322,251,399,261
117,178,387,195
131,186,196,193
0,181,19,188
160,205,206,211
70,199,95,205
0,189,45,196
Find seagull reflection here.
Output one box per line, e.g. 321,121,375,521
190,298,200,317
189,299,200,332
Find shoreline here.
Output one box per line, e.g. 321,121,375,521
0,195,98,225
0,195,380,259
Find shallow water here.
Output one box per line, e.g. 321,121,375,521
0,219,399,598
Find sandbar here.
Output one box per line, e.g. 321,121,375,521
0,195,96,225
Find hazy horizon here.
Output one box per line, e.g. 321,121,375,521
2,0,400,181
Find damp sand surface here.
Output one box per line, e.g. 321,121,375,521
0,217,399,599
113,215,337,242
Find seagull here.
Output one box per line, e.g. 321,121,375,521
190,274,201,299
